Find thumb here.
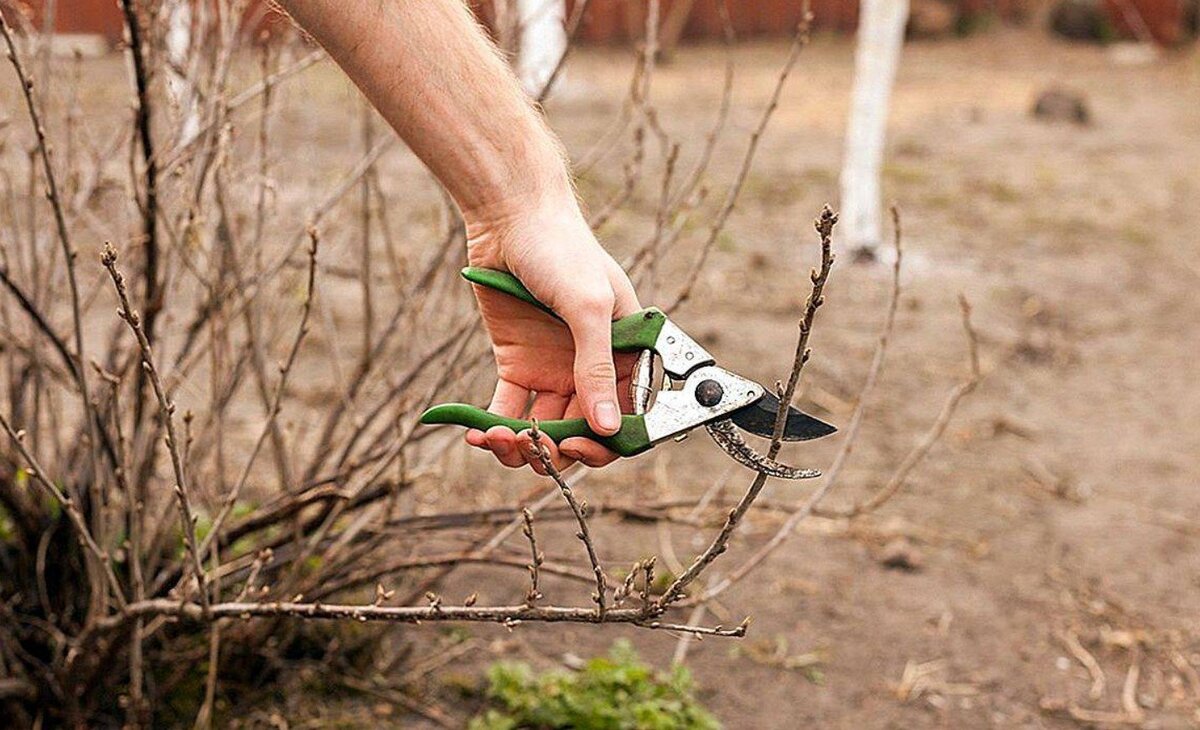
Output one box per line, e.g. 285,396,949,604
562,293,622,437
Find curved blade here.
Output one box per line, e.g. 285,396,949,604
728,391,837,442
705,419,820,480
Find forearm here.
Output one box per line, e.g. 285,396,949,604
281,0,573,222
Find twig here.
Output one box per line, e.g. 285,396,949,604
0,679,36,702
668,13,813,311
613,560,641,607
832,294,981,517
1,8,106,575
1059,629,1106,701
102,244,210,612
0,13,82,365
529,420,607,618
642,617,748,638
672,604,708,665
93,600,746,635
521,507,544,606
1063,705,1145,725
1171,651,1200,701
198,229,318,563
0,266,77,382
94,364,146,723
1121,646,1144,722
656,205,836,610
698,295,981,604
162,49,327,175
196,546,222,730
694,205,901,601
639,556,655,615
118,0,162,357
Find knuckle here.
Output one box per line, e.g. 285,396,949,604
579,359,617,385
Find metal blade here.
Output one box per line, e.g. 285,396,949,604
728,391,837,442
705,419,820,480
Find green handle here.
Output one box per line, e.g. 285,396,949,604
461,267,665,352
419,404,654,457
462,267,558,319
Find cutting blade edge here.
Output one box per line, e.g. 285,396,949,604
727,391,836,441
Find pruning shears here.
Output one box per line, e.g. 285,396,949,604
419,268,836,478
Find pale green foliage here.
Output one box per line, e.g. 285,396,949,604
470,640,719,730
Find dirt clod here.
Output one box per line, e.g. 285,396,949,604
1031,86,1092,126
877,538,925,572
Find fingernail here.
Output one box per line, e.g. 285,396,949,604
595,401,620,432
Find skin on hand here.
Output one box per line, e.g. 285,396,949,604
462,198,641,473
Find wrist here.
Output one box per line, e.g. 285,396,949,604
463,184,580,244
464,183,592,274
459,142,576,232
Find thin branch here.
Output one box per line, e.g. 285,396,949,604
529,420,607,618
656,205,836,609
521,507,544,605
117,0,162,355
162,49,327,175
102,244,210,612
0,266,77,381
667,13,813,312
0,7,105,529
697,292,982,604
829,294,980,517
94,599,747,636
672,604,708,665
199,228,319,563
694,205,901,602
1059,629,1106,701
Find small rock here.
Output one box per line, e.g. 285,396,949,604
851,245,879,265
1031,86,1092,126
561,652,585,670
877,537,924,572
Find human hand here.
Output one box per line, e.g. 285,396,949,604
463,197,641,473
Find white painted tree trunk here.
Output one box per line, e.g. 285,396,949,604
164,0,200,145
839,0,909,255
515,0,567,96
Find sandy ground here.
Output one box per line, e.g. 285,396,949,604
6,26,1200,729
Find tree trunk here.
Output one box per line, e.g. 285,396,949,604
164,0,200,145
839,0,909,256
515,0,567,96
